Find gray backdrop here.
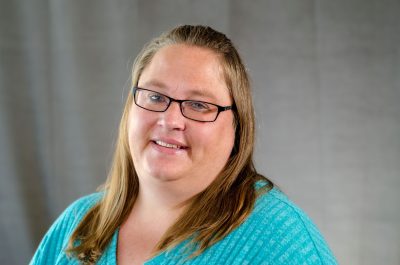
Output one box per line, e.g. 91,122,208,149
1,1,399,264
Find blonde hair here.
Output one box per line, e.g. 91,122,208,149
66,25,272,264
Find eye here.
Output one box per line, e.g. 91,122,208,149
148,92,166,103
187,101,210,112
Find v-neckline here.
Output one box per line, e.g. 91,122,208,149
106,227,167,265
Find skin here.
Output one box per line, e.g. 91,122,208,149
118,44,235,265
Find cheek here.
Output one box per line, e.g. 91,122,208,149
128,109,140,142
220,127,235,157
128,108,153,151
196,122,235,159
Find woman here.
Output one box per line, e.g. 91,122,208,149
31,25,337,265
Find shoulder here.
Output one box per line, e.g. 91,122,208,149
168,182,338,264
62,192,103,223
253,181,320,230
30,192,103,265
254,187,321,238
249,183,337,264
52,192,102,237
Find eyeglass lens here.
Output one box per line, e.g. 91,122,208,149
134,88,220,122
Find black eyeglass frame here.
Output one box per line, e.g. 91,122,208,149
132,87,233,122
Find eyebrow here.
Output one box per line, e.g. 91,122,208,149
141,79,218,101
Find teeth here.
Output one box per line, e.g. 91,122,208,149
155,140,182,149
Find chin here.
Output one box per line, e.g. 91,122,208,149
145,167,185,182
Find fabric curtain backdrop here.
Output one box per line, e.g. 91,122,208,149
1,1,399,264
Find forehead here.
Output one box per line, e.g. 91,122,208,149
138,44,231,103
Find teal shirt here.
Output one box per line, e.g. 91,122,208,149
30,187,338,264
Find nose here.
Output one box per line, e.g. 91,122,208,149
157,101,186,130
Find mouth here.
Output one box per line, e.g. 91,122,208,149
153,140,188,150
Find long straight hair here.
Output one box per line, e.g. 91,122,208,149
66,25,272,264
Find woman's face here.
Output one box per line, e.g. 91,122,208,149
128,44,235,193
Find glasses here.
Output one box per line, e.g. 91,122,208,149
132,87,233,122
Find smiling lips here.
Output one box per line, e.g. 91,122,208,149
154,140,188,150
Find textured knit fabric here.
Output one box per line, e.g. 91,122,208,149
30,185,338,265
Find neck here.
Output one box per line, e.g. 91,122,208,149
133,178,198,221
